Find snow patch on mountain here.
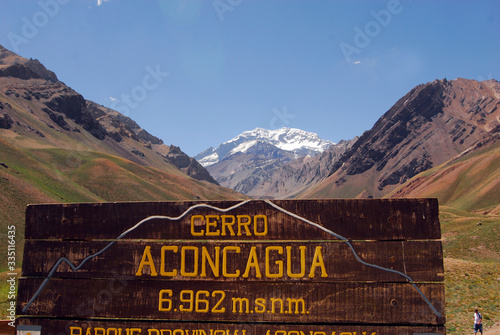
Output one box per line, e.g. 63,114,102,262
229,140,261,155
198,152,219,166
195,127,334,167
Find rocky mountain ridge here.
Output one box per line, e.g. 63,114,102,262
195,127,334,167
245,137,357,198
303,78,500,199
0,44,217,185
196,127,338,195
198,78,499,200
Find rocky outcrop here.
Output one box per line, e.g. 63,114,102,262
205,140,299,194
85,101,163,144
137,129,163,145
242,138,357,198
332,80,446,178
0,63,56,82
0,47,57,82
378,153,433,189
166,146,219,185
0,63,42,81
82,102,217,184
25,58,58,82
0,101,13,129
42,108,71,131
0,113,13,129
44,93,107,139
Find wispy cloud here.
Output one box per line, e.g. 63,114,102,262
97,0,110,6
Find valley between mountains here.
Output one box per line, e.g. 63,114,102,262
0,44,499,333
198,78,499,207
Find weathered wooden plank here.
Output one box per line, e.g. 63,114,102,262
17,279,445,325
19,199,445,332
272,198,441,240
16,318,447,335
21,240,444,282
25,199,440,241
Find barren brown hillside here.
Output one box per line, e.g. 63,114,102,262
301,78,500,199
0,45,245,279
390,138,500,214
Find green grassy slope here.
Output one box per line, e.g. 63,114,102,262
0,140,244,318
441,214,499,334
0,48,246,320
389,141,500,333
0,139,243,275
0,139,242,248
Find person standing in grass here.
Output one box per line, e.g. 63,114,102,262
474,309,483,335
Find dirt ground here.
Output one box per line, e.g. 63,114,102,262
485,323,500,335
2,321,500,335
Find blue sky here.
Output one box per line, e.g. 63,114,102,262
1,0,499,156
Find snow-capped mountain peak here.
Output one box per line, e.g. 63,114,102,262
195,127,334,167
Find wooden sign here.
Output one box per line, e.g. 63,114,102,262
16,199,446,335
